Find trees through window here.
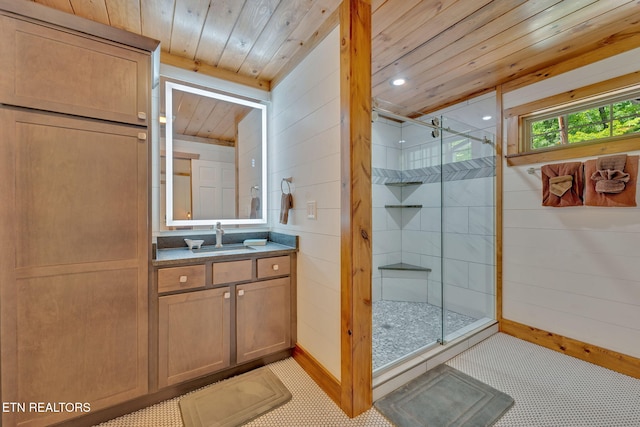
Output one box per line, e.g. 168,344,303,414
524,93,640,152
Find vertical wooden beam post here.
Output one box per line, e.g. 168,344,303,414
495,85,504,324
339,0,372,418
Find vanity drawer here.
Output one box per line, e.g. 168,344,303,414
213,260,252,285
257,256,290,279
158,265,206,293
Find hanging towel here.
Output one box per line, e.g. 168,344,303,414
549,175,573,197
249,197,260,219
541,162,583,207
279,193,293,224
585,155,638,207
594,179,627,194
590,169,630,194
596,154,627,171
591,154,631,194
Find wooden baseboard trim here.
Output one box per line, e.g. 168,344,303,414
293,344,341,406
500,318,640,380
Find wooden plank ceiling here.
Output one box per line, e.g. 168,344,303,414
32,0,640,122
171,89,253,145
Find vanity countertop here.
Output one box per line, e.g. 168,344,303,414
153,241,297,267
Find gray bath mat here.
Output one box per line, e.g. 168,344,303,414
179,367,291,427
375,364,514,426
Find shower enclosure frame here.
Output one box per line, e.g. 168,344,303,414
371,106,497,375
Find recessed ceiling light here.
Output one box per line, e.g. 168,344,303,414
482,115,492,121
391,78,406,86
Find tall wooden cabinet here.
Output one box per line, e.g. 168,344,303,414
0,3,157,426
0,14,149,125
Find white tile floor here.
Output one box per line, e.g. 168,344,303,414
98,332,640,426
447,333,640,427
96,358,391,427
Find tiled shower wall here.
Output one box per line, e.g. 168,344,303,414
372,117,495,320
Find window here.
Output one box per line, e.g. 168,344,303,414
504,73,640,165
448,138,472,162
524,91,640,152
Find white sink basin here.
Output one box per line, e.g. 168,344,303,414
191,243,255,254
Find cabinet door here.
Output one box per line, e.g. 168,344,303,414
158,288,231,388
0,107,149,427
236,278,291,364
0,14,149,125
7,108,147,267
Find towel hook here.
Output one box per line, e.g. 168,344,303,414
281,177,292,195
251,185,259,197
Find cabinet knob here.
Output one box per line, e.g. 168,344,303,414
238,289,245,296
138,112,147,120
137,132,147,140
179,275,188,283
224,292,230,299
272,264,279,271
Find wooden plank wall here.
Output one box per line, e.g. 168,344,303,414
499,48,640,381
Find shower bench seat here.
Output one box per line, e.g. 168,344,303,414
378,263,432,302
379,263,431,272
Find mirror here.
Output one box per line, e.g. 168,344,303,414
163,79,267,227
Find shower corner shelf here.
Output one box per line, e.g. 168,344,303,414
384,204,423,208
384,181,423,187
378,262,431,272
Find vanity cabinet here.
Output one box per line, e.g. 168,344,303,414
155,253,295,389
0,3,156,426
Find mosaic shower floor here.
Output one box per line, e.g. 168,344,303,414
372,300,477,370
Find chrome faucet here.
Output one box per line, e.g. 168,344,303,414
215,222,224,248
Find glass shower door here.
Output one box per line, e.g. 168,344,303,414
440,116,496,342
371,112,443,371
371,99,497,376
